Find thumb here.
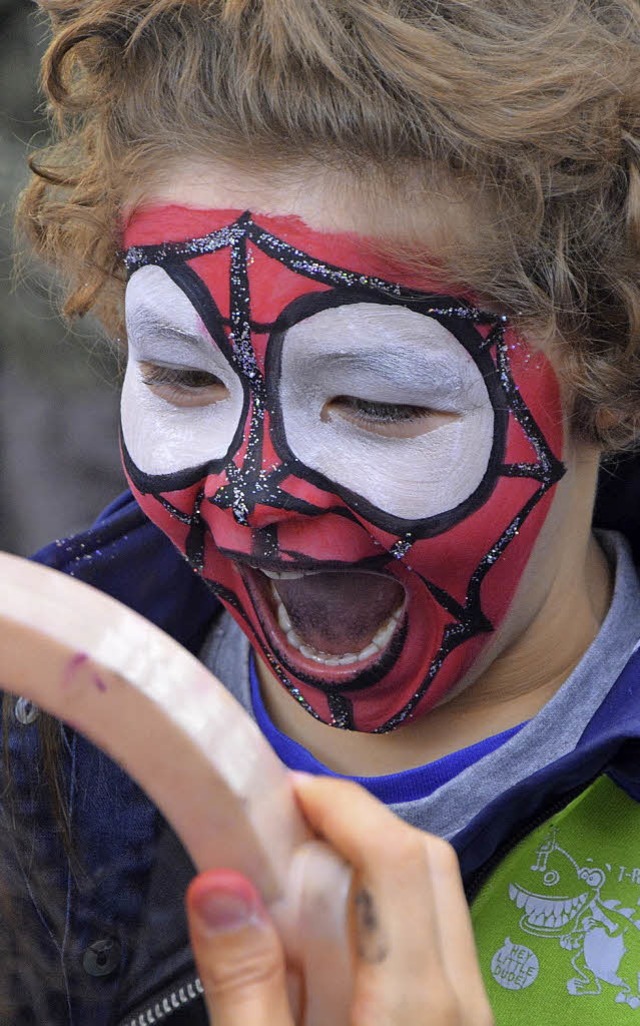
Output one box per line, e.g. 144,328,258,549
186,870,295,1026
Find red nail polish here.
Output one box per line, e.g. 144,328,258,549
189,870,261,933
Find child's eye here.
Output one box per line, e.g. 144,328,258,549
324,395,459,438
139,362,229,408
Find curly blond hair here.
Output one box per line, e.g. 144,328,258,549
17,0,640,449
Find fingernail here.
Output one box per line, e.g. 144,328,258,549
190,872,262,934
198,890,255,932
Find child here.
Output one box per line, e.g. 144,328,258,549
11,0,640,1022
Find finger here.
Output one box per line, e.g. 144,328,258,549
292,773,441,953
428,838,494,1022
186,870,295,1026
305,778,494,1023
292,774,473,1022
291,840,353,1026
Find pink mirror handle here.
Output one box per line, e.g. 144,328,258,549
0,551,353,990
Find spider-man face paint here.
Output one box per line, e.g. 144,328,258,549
122,207,565,733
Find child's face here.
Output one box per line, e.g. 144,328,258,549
122,170,567,733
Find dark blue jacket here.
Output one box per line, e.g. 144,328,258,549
11,460,640,1026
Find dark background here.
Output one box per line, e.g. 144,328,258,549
0,1,123,557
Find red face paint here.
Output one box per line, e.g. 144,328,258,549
122,207,565,732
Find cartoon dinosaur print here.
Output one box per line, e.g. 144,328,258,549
507,828,640,1009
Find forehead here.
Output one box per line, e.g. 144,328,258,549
124,204,419,266
123,159,473,248
124,204,480,326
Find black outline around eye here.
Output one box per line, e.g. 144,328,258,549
265,288,508,538
123,262,249,494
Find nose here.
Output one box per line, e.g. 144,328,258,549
201,502,260,556
203,455,345,555
202,493,316,562
203,465,386,565
207,455,338,525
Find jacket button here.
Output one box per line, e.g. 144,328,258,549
14,698,39,726
82,938,121,978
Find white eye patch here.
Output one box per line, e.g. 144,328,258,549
122,265,244,476
278,304,495,521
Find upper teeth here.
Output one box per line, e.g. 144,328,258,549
271,583,403,667
261,569,308,580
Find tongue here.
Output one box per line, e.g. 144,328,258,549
274,571,404,655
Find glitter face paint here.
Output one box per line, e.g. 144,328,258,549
122,207,566,733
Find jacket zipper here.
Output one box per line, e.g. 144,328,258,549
465,775,600,904
121,975,204,1026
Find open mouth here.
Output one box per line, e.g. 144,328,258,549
241,563,406,679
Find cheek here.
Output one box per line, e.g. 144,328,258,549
120,362,245,475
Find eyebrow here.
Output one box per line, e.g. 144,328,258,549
126,309,213,358
288,351,471,406
301,348,455,370
298,346,467,379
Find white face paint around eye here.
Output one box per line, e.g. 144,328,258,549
122,265,245,477
278,304,495,521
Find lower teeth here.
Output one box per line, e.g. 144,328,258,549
271,584,402,666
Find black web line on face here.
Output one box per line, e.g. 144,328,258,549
124,212,403,298
125,212,507,537
258,316,564,731
126,214,506,537
125,215,566,731
126,211,499,324
125,220,247,275
198,234,354,536
152,491,209,573
127,224,347,722
372,329,566,732
146,487,328,719
495,337,566,487
209,232,266,528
